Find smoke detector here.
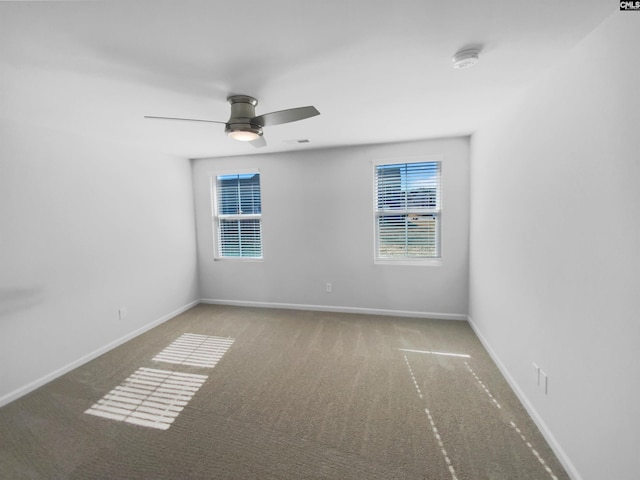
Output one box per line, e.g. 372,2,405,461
452,49,480,69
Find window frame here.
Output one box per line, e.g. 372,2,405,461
210,169,264,261
372,156,443,266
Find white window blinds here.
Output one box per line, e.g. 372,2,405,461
375,161,441,259
213,173,262,258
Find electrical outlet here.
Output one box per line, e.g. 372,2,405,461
118,307,128,320
325,282,332,293
540,370,548,395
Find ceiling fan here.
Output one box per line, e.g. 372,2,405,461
144,95,320,148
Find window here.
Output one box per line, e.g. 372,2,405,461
374,160,441,262
212,172,262,259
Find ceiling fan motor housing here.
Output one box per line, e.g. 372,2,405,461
225,95,263,138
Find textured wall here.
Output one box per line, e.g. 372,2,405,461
0,121,199,404
469,13,640,480
193,137,470,318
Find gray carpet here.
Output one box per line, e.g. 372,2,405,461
0,304,569,479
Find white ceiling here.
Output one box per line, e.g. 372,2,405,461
1,1,613,159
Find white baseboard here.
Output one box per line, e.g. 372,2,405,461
466,315,583,480
0,299,199,408
200,298,468,321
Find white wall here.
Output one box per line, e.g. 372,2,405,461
0,120,199,404
469,13,640,480
193,137,469,318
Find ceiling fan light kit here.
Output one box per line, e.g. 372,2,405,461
145,94,320,148
452,48,480,69
227,129,261,141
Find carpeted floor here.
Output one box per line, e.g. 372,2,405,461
0,304,569,479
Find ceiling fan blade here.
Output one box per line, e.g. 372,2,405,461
250,136,267,148
252,106,319,127
144,115,226,124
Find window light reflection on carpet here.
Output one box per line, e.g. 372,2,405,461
84,367,207,430
397,348,471,358
153,333,235,368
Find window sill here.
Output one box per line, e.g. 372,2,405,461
374,258,442,267
213,257,264,262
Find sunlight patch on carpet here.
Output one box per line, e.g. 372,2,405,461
84,367,207,430
152,333,235,368
464,362,559,480
397,348,470,358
